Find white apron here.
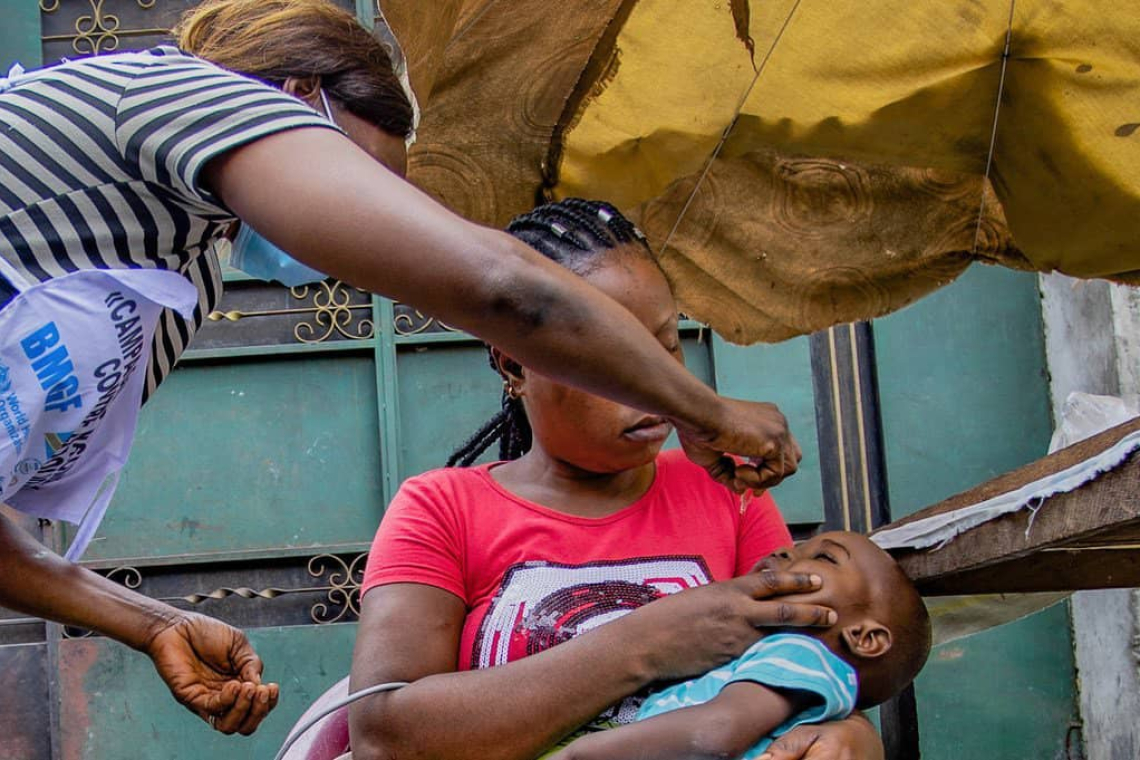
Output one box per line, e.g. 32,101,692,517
0,259,197,559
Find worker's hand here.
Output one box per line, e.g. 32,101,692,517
758,713,884,760
143,612,280,735
675,397,802,493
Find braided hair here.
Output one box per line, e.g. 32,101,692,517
446,199,655,467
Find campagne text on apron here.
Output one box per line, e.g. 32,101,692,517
0,263,198,559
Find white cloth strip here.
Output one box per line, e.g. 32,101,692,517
872,430,1140,550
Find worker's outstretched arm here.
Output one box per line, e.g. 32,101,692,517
206,129,801,491
0,510,278,734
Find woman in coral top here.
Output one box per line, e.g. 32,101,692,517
349,200,883,760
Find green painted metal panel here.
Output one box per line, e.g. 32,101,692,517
913,604,1077,757
182,340,374,362
58,624,356,760
708,335,824,525
375,297,404,505
0,3,42,71
876,267,1053,514
355,0,375,25
874,266,1075,760
72,357,385,561
396,343,519,477
679,332,714,387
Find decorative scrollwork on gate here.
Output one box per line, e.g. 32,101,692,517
105,565,144,589
292,282,376,343
175,552,369,624
207,280,375,344
40,0,167,56
61,552,372,636
306,552,367,624
393,303,461,336
180,585,290,605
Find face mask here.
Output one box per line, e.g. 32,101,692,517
228,223,328,287
228,89,339,286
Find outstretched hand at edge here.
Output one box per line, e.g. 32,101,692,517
143,612,280,735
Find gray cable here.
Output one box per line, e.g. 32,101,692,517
971,0,1017,255
272,681,409,760
657,0,804,259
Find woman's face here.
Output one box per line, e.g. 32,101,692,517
514,251,685,474
326,98,408,178
285,79,410,178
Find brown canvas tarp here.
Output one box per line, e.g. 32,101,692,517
379,0,1140,342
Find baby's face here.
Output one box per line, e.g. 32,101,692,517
756,531,893,627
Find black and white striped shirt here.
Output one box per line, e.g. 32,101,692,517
0,46,338,397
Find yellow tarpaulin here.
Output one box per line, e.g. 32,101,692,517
381,0,1140,342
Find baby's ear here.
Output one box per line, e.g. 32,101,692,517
840,619,893,660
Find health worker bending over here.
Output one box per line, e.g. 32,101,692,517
0,0,799,740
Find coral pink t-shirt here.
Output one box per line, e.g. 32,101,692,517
362,449,793,714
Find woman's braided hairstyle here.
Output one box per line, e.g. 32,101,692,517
446,199,655,467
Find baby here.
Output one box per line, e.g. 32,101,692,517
549,531,931,760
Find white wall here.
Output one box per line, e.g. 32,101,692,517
1039,273,1140,760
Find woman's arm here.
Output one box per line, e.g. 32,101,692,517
547,682,804,760
0,510,277,734
204,130,798,490
348,572,835,760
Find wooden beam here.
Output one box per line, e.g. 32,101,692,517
914,542,1140,595
882,418,1140,596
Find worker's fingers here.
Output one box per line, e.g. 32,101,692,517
213,681,256,735
704,455,742,492
237,652,264,686
236,684,277,736
195,678,241,719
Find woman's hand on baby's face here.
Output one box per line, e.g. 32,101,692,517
675,397,803,493
628,571,835,682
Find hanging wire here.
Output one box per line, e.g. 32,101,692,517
449,0,504,48
971,0,1017,255
657,0,804,257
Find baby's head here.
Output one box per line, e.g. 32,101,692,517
758,531,931,708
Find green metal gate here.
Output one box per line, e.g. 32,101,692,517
0,3,1075,759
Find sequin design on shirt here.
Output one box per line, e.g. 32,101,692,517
472,556,712,724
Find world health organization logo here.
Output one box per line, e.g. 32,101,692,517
0,361,11,395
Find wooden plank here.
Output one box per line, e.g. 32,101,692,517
915,544,1140,596
890,441,1140,596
